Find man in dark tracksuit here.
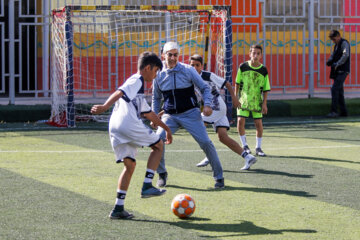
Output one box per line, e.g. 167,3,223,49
326,30,350,118
152,42,224,189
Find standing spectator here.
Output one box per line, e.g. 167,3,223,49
235,44,271,169
152,42,225,189
326,30,350,118
189,54,257,170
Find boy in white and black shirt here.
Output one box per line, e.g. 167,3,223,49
190,54,256,171
91,52,172,219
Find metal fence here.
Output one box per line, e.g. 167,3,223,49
1,0,360,104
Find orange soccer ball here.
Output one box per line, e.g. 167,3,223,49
171,194,196,218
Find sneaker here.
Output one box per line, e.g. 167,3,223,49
109,209,134,220
243,145,251,154
141,186,166,198
157,172,168,187
326,112,338,118
196,158,210,167
241,154,257,170
214,178,225,189
255,148,266,157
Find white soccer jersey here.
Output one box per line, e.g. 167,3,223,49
196,71,227,111
109,74,159,149
198,71,230,129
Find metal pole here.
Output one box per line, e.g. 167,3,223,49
165,0,171,42
308,0,315,98
9,0,15,104
42,0,50,97
65,7,75,127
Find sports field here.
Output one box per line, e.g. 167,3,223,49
1,117,360,240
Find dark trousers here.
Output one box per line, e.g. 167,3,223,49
331,72,348,115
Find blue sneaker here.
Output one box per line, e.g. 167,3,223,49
141,186,166,198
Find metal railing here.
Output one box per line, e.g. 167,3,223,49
1,0,359,105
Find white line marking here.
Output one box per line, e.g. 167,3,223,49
0,145,358,153
0,118,359,132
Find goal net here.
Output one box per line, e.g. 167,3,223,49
50,5,232,127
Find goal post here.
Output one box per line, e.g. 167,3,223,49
49,5,232,127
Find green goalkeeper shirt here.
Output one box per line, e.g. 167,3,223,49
235,61,271,112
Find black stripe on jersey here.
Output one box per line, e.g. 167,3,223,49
239,61,268,77
201,71,212,82
121,90,131,103
141,110,152,114
220,80,227,89
138,76,145,94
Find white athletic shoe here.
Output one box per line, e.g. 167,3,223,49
196,158,210,167
256,148,266,157
241,154,257,170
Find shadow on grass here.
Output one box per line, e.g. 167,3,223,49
167,184,316,197
222,168,314,178
130,218,317,238
268,155,360,165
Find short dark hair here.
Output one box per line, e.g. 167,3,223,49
190,54,203,64
250,44,263,53
138,52,163,71
329,30,340,38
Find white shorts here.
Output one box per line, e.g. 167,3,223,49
202,96,230,132
112,133,161,163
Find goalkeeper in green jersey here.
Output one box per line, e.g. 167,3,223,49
235,44,271,164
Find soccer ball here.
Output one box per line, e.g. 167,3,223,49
171,194,196,218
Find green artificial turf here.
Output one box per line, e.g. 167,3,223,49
0,118,359,239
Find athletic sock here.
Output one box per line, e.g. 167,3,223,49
241,151,248,158
144,169,155,183
142,169,155,190
114,189,126,211
256,137,262,149
240,135,248,147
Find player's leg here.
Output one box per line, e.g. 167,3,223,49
110,155,136,219
217,127,242,155
237,109,251,153
254,116,266,156
141,139,167,198
196,104,224,168
155,113,180,187
178,108,224,188
216,125,257,171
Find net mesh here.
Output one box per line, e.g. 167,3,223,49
50,7,229,127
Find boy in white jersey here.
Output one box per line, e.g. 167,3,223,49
91,52,172,219
235,44,271,164
190,54,257,170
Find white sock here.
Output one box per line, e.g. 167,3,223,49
256,137,262,149
115,189,127,206
144,168,155,183
240,135,248,147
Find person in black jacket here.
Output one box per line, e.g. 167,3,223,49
326,30,350,118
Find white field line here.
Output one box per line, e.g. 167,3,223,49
0,118,359,132
0,145,358,153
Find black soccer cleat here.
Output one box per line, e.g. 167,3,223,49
109,209,134,219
